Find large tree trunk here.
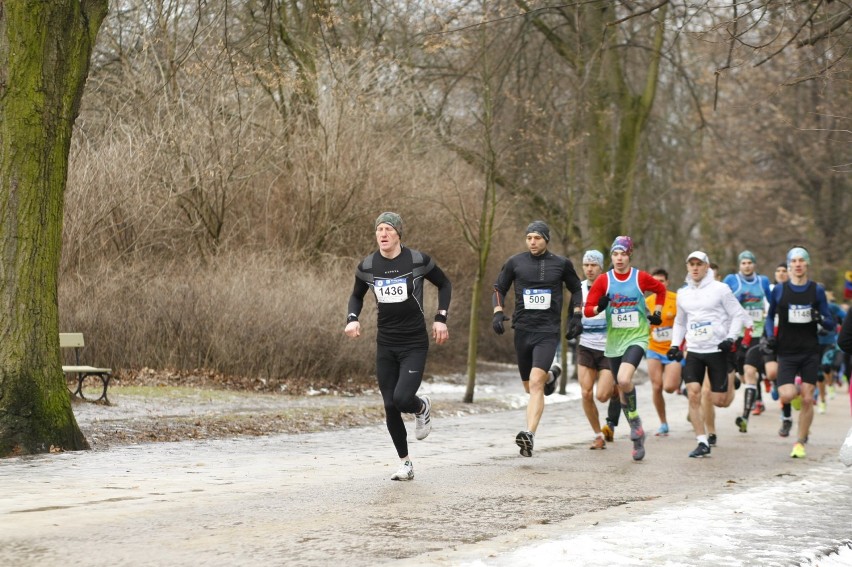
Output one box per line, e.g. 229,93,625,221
0,1,108,456
516,0,667,249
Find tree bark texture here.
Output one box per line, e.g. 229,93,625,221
516,0,667,249
0,0,108,456
463,25,500,403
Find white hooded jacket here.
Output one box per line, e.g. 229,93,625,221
672,268,752,354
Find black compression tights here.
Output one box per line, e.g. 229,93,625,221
376,344,429,458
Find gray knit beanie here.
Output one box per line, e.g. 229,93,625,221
375,212,403,238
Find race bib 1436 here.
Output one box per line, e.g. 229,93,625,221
374,278,408,303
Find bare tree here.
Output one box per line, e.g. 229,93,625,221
410,0,568,403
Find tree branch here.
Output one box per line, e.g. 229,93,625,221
607,0,669,27
797,8,852,48
754,0,824,67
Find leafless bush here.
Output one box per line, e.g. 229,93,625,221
68,44,435,260
59,253,369,386
58,245,484,387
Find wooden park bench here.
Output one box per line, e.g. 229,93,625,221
60,333,112,404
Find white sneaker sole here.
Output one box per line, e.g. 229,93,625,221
415,396,431,440
415,424,431,441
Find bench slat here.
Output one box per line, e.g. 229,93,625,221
62,365,112,374
59,333,85,348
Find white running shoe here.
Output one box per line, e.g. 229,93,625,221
415,395,432,440
391,460,414,481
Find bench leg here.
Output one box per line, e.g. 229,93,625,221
66,374,84,399
97,374,111,405
77,373,111,405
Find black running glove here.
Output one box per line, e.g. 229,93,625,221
597,294,610,313
666,346,683,362
811,305,824,325
812,306,831,334
492,312,510,335
717,338,735,353
565,313,583,340
647,311,662,326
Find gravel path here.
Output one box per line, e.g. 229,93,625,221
4,364,852,566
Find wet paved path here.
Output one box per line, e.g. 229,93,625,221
2,372,852,566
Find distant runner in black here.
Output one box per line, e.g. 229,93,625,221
344,212,451,481
764,246,834,460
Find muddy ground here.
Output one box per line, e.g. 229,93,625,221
70,364,513,449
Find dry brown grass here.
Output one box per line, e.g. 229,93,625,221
60,253,371,386
57,249,497,389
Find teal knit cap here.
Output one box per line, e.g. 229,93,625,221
738,250,756,263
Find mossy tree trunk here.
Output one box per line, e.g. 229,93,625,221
516,1,668,249
0,1,108,456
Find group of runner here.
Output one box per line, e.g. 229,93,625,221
492,224,846,463
502,233,843,460
344,213,848,480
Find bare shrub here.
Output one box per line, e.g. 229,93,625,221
59,250,477,389
60,253,366,388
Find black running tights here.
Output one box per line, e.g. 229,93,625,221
376,344,428,458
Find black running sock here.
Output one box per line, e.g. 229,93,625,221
782,403,792,419
743,386,756,418
607,396,621,427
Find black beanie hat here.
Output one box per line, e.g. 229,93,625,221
525,220,550,243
